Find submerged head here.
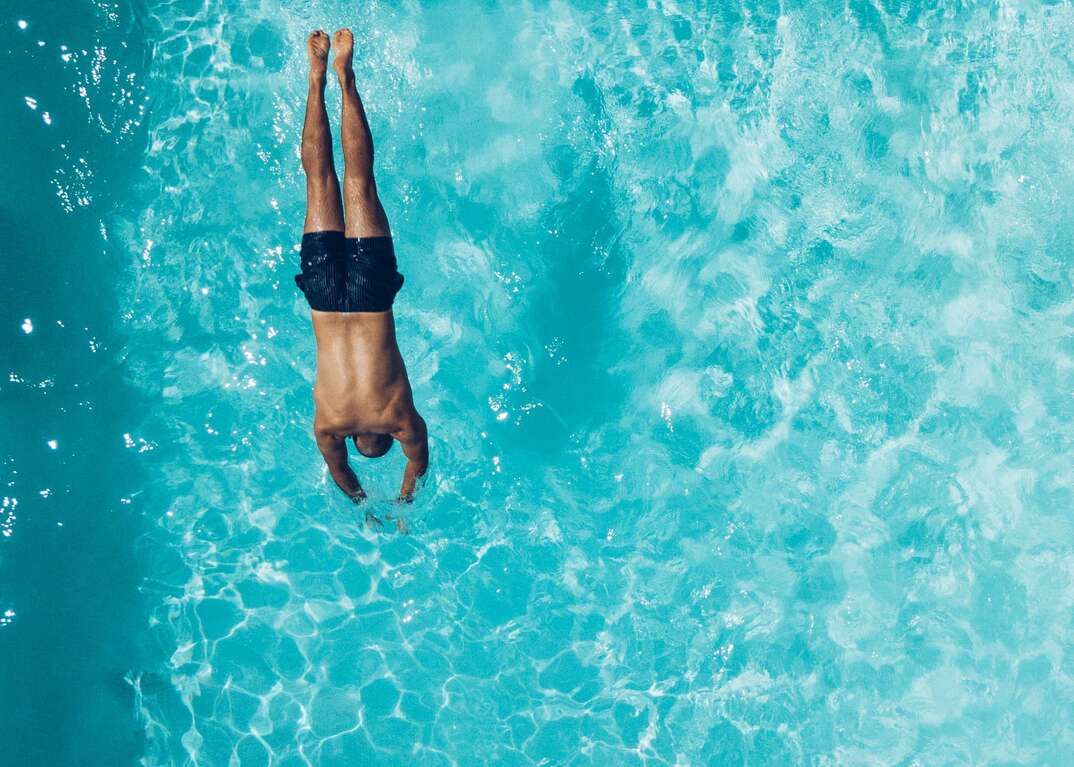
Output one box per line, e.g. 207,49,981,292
354,433,393,458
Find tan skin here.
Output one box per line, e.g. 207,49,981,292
302,29,428,503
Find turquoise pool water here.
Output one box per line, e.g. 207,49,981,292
5,0,1074,764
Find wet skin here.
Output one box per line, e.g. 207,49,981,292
303,29,428,503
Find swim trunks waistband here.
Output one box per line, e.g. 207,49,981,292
295,231,404,313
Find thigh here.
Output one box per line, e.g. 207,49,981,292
304,174,345,234
343,177,391,238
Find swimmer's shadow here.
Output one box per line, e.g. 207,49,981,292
363,508,408,534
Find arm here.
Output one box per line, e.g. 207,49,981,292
315,430,366,502
393,414,429,502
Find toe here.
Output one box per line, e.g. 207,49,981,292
308,30,330,59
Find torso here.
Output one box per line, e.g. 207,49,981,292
311,309,416,436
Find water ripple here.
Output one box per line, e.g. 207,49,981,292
110,0,1074,764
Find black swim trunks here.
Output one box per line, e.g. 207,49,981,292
294,231,404,312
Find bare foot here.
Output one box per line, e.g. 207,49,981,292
332,28,354,78
307,30,330,80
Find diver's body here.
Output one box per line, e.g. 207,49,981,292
299,29,428,502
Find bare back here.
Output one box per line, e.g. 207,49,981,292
311,310,416,435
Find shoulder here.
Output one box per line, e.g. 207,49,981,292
392,409,427,442
313,410,348,439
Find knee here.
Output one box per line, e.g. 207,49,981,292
301,144,332,174
344,172,376,198
305,172,338,196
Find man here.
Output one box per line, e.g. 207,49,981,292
296,28,428,502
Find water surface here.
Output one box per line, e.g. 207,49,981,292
5,0,1074,764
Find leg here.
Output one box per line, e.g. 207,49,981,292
302,31,344,234
332,28,391,238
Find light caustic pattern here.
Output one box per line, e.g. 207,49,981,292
53,0,1074,764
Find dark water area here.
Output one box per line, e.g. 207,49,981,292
0,2,151,763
